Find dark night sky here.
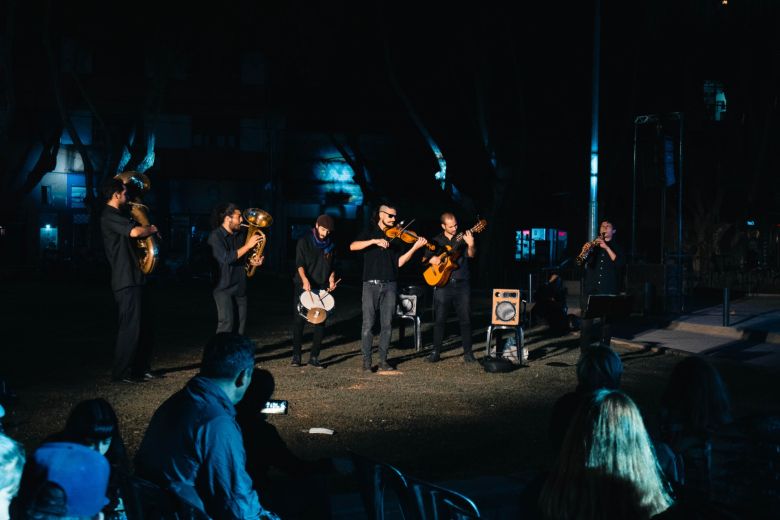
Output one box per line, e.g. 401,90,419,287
8,0,780,242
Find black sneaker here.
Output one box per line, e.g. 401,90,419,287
425,352,440,363
307,358,325,369
362,360,373,372
291,357,302,367
463,352,477,363
378,361,395,372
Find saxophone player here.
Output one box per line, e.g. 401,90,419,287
580,219,625,350
208,203,264,335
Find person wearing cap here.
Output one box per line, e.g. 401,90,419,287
291,214,337,368
15,442,110,520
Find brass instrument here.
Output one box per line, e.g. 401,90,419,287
114,171,159,274
576,232,606,266
242,208,273,277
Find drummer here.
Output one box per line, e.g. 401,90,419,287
291,214,337,368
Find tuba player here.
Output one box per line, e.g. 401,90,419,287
208,203,264,335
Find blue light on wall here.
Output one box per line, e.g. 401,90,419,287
314,160,363,204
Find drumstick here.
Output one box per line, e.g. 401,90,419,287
327,278,342,292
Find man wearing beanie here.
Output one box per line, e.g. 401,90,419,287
291,214,337,368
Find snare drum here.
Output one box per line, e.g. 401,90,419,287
297,290,335,324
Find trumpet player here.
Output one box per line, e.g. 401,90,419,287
580,219,624,350
209,203,264,335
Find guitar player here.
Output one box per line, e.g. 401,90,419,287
424,212,477,363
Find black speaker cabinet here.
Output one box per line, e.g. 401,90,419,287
492,288,520,326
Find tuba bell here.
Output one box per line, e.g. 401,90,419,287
114,171,159,275
242,208,272,277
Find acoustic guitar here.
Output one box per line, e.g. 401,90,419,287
423,219,487,287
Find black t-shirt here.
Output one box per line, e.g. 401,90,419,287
294,231,335,289
101,205,144,292
208,226,248,295
355,225,401,281
426,232,471,281
583,240,625,295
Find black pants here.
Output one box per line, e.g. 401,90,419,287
292,289,326,361
360,281,397,363
112,286,154,379
432,280,473,354
213,288,247,335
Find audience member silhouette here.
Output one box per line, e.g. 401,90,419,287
657,356,732,503
15,442,110,520
539,389,674,520
47,399,130,519
548,345,623,454
0,433,24,520
236,369,333,519
135,333,279,519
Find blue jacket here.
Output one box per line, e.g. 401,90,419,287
135,376,267,519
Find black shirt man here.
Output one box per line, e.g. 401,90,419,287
423,213,477,363
580,219,625,349
100,177,158,383
208,203,263,335
349,204,428,372
292,214,337,368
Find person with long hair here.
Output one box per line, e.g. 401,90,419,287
539,389,674,520
50,399,130,520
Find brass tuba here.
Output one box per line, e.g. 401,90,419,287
114,171,159,275
242,208,272,277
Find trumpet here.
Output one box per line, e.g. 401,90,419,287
241,208,273,277
576,232,606,266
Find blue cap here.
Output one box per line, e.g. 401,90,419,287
31,442,110,516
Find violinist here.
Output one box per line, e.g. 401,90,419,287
423,212,477,363
580,219,625,350
349,203,428,372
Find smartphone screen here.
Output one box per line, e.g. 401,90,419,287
261,399,288,415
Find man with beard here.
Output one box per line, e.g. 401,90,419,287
100,177,159,383
291,214,337,368
350,203,428,372
208,203,264,335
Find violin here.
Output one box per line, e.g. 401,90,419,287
384,226,437,251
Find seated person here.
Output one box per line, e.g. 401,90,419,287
47,399,130,520
14,442,110,520
236,369,333,519
0,433,25,520
135,333,279,519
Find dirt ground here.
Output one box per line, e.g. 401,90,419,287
3,274,779,486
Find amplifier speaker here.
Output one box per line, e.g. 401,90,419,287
492,288,520,326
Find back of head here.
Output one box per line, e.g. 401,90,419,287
661,356,731,434
540,390,673,519
0,433,24,520
99,178,124,203
200,333,256,380
61,399,127,469
18,442,109,519
576,346,623,392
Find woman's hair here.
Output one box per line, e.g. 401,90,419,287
539,390,673,520
660,356,731,435
576,346,623,393
61,399,128,470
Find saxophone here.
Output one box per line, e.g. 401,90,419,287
576,232,606,266
114,171,158,274
242,208,273,277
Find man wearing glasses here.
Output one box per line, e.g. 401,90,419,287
350,203,428,372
